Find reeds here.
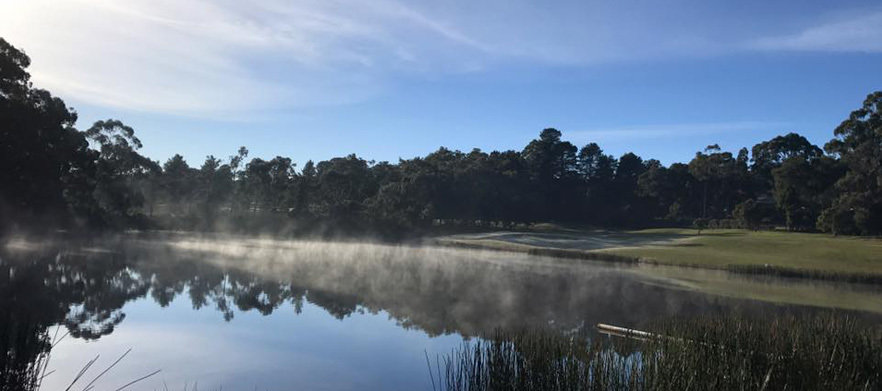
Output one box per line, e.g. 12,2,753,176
0,320,52,391
433,314,882,390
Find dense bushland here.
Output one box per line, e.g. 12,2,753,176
3,37,882,237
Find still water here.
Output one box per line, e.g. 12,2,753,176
2,233,880,390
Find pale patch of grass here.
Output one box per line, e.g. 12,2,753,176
440,227,882,274
435,238,540,252
604,229,882,275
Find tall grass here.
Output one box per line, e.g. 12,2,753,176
0,322,160,391
0,320,51,391
433,314,882,390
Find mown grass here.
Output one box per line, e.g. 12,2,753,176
604,229,882,276
438,228,882,280
433,314,882,391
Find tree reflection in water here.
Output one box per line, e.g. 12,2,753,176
2,233,877,389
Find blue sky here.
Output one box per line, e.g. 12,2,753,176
2,0,882,167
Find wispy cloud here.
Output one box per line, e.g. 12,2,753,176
569,121,790,142
752,10,882,52
0,0,490,114
1,1,880,115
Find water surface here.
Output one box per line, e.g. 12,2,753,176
2,233,879,390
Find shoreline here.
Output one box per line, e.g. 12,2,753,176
6,227,882,285
432,237,882,285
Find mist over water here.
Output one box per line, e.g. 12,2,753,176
1,233,879,389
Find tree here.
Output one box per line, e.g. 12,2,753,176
577,143,615,182
162,154,193,215
0,37,30,98
522,129,578,221
821,91,882,235
611,153,652,225
292,160,317,219
5,33,882,238
615,153,646,184
0,38,95,229
522,128,578,183
751,132,823,194
314,154,375,223
228,146,249,215
638,163,699,221
576,143,618,223
84,120,159,223
239,158,265,214
266,156,296,213
196,155,234,223
238,155,296,215
772,156,842,231
688,145,749,219
733,199,765,230
693,218,708,235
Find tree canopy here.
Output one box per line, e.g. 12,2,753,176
2,36,881,237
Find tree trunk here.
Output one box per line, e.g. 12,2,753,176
702,181,708,218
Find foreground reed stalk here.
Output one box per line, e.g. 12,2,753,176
433,314,882,391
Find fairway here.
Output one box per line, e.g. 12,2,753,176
605,229,882,275
438,228,882,278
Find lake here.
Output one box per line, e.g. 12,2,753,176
2,233,880,390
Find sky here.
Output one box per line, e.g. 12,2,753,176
2,0,882,167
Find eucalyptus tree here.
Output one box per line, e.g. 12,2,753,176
6,34,882,237
161,154,195,215
0,38,93,229
198,155,234,222
751,132,824,194
292,160,317,219
609,153,653,225
688,145,749,218
820,91,882,235
0,37,30,98
228,146,249,215
84,120,160,222
315,154,375,223
772,156,843,231
638,162,699,221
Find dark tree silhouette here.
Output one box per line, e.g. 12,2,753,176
820,92,882,235
2,36,882,236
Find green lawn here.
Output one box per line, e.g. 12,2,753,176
438,227,882,277
602,229,882,275
436,228,882,310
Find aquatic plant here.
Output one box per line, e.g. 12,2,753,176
433,314,882,391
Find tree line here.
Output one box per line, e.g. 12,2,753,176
2,37,881,236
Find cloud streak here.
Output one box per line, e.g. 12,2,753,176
1,0,484,114
569,121,791,142
1,1,880,115
752,10,882,52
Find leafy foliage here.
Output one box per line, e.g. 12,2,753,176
2,36,882,236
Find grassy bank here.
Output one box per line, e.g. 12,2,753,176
605,229,882,274
435,228,882,283
433,314,882,391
